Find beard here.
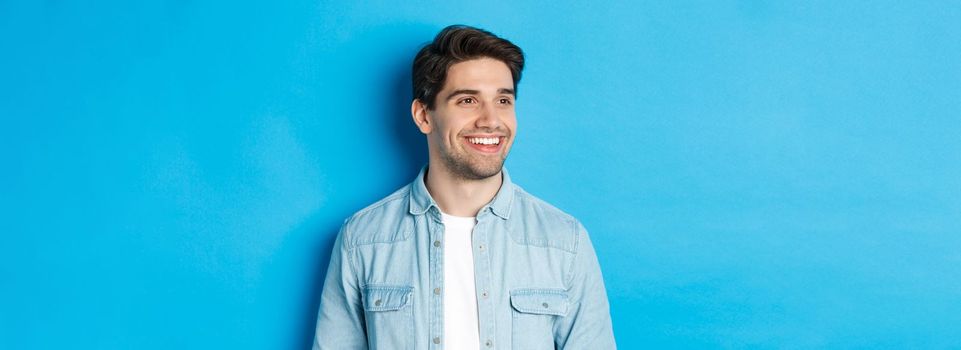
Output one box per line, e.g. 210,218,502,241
438,142,507,181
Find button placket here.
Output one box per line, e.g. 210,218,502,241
429,215,445,348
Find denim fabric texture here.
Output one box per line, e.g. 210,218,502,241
312,167,616,349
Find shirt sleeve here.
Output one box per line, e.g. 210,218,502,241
555,221,617,349
312,221,368,350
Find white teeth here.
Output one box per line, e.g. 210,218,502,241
468,137,500,145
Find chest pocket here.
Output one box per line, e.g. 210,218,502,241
363,285,413,350
510,289,569,350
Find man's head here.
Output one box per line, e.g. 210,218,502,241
411,25,525,181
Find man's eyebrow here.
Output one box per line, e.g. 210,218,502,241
444,89,480,102
498,88,515,96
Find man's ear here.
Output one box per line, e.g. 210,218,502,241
411,99,432,134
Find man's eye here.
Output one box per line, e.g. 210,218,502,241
460,98,475,104
499,98,512,104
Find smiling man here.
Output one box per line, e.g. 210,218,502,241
312,25,616,350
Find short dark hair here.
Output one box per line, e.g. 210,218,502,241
412,25,525,110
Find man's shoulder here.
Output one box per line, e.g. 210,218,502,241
348,185,410,220
508,185,586,253
339,185,413,248
511,185,578,224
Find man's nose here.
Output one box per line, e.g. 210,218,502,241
476,103,501,129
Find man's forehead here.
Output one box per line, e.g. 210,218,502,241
444,58,513,89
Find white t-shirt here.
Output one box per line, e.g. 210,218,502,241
441,212,480,350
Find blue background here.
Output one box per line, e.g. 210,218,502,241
2,1,960,349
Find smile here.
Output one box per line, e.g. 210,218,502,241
467,137,500,145
463,136,505,154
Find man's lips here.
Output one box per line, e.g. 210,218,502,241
463,135,505,154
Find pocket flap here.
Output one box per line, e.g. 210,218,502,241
363,285,413,312
510,289,569,316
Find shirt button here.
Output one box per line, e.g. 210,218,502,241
481,291,489,298
374,299,382,306
542,302,549,308
485,339,493,347
434,287,441,295
433,337,441,344
478,244,486,251
433,240,441,247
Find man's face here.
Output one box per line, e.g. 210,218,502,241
420,57,517,181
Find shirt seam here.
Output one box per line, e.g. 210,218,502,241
564,220,582,289
343,188,413,249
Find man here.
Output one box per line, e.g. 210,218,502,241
313,25,616,349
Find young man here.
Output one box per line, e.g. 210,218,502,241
313,25,616,350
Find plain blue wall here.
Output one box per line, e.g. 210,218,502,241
3,1,960,349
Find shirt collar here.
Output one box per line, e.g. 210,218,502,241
408,165,514,220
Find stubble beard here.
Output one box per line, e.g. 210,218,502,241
439,142,507,181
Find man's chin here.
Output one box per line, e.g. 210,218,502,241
473,169,502,180
439,150,507,181
459,162,504,181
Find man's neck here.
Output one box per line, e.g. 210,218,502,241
424,163,503,217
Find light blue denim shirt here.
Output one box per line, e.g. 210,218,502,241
312,167,616,349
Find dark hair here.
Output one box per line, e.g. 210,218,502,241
412,25,525,110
